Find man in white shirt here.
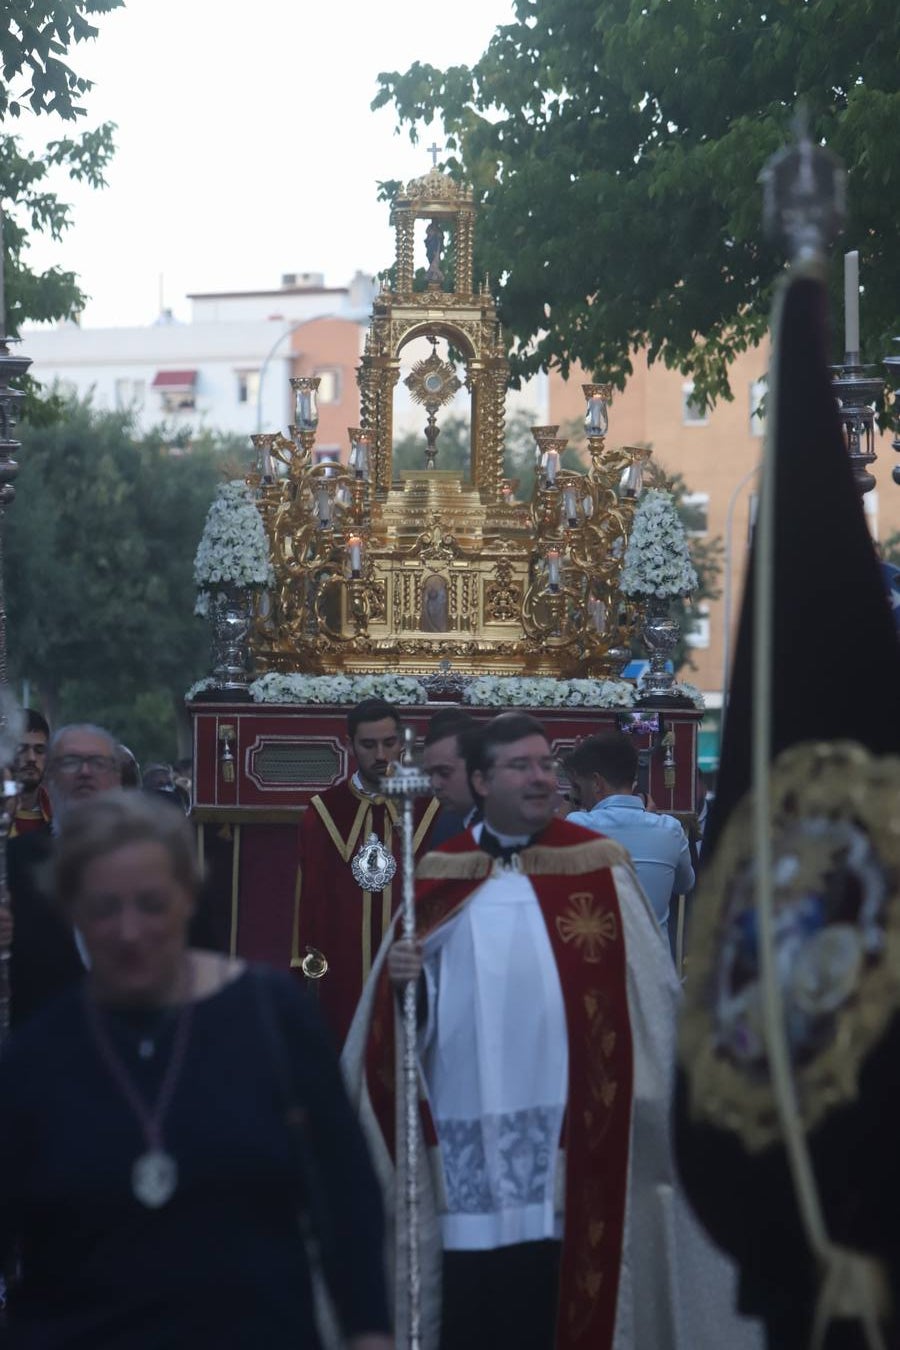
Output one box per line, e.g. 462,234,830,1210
564,731,694,939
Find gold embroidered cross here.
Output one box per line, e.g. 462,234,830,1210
556,893,618,962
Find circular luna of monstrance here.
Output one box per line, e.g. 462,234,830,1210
404,348,462,409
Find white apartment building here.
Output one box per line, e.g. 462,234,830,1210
21,271,379,441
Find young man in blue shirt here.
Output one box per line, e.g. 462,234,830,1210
565,731,694,940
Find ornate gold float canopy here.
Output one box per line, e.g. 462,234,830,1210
249,166,652,678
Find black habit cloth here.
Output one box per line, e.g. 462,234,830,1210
674,273,900,1350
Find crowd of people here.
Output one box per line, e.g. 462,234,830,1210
0,698,757,1350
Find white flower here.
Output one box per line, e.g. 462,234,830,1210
194,481,275,600
186,676,218,699
462,676,637,709
247,674,429,705
670,681,706,709
187,670,705,711
620,490,698,598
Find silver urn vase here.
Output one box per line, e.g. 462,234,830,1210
209,585,254,691
638,595,680,701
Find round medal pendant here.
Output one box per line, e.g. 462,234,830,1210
132,1148,178,1208
351,832,397,891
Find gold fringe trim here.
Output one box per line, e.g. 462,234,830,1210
416,836,629,881
522,837,629,875
417,851,493,881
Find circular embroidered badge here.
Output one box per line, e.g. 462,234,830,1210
680,742,900,1151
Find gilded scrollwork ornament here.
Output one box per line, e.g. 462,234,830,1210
247,163,665,680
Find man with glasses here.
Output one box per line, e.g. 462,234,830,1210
346,713,756,1350
8,724,122,1025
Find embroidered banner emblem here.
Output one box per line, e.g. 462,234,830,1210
556,893,618,962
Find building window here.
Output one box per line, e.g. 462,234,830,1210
682,382,709,426
315,369,340,404
115,378,146,409
749,378,767,437
152,370,197,413
236,370,260,406
680,492,709,535
685,603,710,649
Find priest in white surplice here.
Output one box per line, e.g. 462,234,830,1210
343,713,762,1350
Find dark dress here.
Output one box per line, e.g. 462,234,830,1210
0,967,390,1348
7,830,83,1028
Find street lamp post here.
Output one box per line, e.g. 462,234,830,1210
255,321,306,435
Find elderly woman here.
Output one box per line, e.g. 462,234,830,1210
0,790,391,1350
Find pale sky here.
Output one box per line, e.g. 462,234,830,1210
15,0,515,329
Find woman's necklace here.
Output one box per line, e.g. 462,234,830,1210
83,960,195,1209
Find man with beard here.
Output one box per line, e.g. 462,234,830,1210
9,710,51,838
293,697,439,1048
344,713,760,1350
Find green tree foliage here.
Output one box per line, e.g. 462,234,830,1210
374,0,900,408
5,399,227,765
1,3,122,417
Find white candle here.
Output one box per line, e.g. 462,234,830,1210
315,488,330,526
586,395,607,435
545,450,559,485
356,438,370,479
563,488,578,524
844,250,859,356
348,536,362,573
547,549,560,587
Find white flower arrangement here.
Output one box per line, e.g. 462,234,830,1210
669,681,705,709
620,489,698,598
462,676,638,709
247,673,430,706
186,670,706,711
186,677,218,700
194,481,275,617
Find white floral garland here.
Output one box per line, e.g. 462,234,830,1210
669,681,706,709
620,488,698,598
186,671,705,709
249,672,430,706
462,676,637,708
194,481,275,617
185,672,639,709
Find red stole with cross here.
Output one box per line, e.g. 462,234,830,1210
364,817,634,1350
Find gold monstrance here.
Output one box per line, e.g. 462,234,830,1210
249,165,652,679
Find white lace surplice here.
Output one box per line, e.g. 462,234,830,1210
420,868,568,1251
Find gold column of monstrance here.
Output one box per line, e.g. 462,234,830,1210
249,165,652,679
